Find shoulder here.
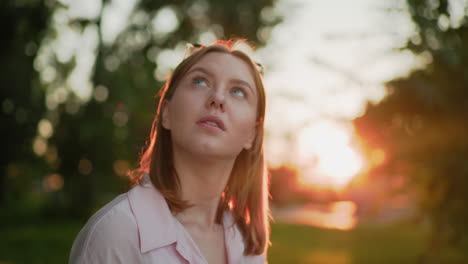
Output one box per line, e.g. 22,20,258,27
245,253,268,264
69,193,143,263
223,211,268,263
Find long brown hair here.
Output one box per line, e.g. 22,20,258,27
130,40,270,255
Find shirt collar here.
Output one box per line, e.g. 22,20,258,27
128,173,246,260
127,173,178,253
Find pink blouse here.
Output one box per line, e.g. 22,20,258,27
69,175,266,263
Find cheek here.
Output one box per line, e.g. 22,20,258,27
231,106,257,137
169,90,201,123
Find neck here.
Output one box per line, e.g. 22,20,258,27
172,147,235,230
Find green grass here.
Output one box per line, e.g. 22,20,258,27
268,223,427,264
0,218,85,264
1,219,466,264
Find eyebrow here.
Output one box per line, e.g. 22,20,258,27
187,66,255,95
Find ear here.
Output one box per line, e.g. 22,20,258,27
243,124,257,150
161,100,171,130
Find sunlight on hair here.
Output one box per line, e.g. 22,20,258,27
233,41,261,64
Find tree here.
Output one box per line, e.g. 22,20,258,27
3,0,281,217
353,0,468,259
269,165,304,206
0,0,51,208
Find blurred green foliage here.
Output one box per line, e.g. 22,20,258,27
1,0,280,219
354,0,468,259
1,0,50,210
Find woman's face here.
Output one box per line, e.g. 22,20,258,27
162,52,258,160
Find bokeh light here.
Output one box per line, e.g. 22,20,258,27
43,173,64,192
78,158,93,175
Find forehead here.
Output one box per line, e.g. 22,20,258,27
187,52,256,87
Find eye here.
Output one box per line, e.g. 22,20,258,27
231,87,246,98
193,76,208,87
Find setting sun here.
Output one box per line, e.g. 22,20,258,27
297,120,363,189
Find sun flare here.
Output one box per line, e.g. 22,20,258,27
297,121,363,189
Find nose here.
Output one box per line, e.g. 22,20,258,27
207,88,225,112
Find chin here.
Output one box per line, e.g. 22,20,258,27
188,144,239,161
196,149,237,160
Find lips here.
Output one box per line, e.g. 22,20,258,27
196,115,226,131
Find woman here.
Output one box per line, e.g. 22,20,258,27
69,39,270,263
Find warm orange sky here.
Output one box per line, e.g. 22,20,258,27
258,0,422,189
